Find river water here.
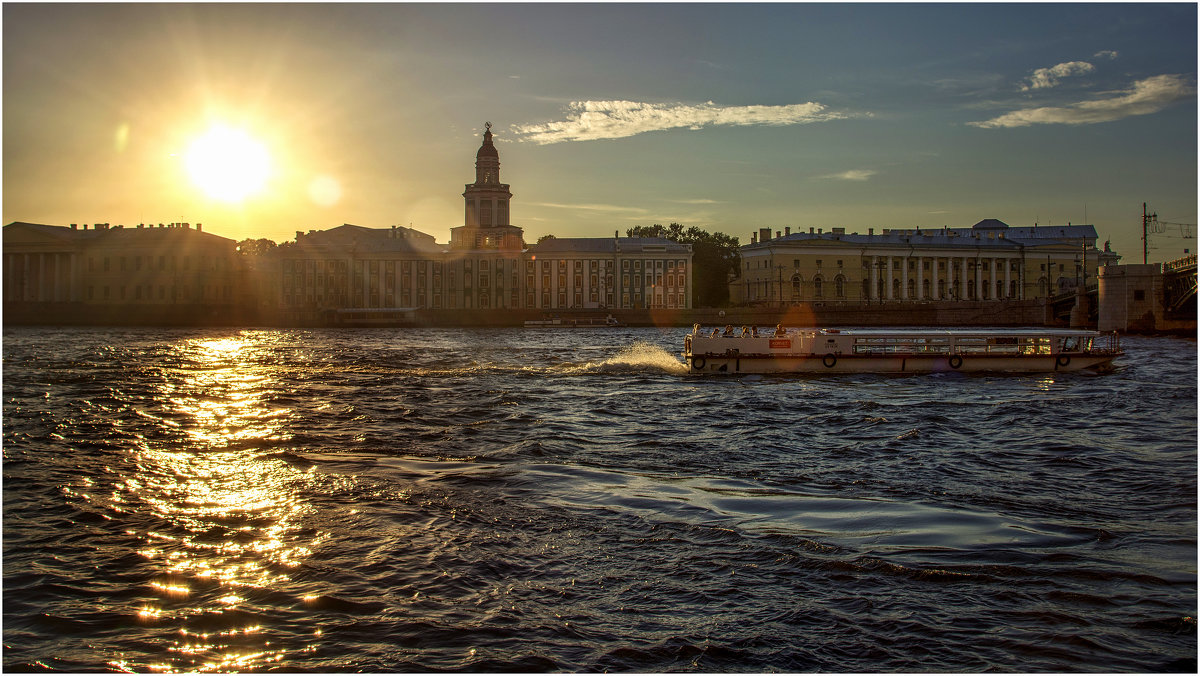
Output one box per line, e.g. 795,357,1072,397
2,326,1195,672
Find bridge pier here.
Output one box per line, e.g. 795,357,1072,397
1098,261,1196,333
1069,285,1090,328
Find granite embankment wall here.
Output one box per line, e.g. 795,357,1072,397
5,299,1049,328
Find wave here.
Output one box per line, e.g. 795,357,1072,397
561,341,689,375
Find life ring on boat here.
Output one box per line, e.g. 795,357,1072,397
692,356,706,370
822,353,837,368
948,355,963,369
1056,355,1071,368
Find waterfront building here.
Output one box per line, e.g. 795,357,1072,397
732,220,1121,306
3,221,242,320
273,123,693,319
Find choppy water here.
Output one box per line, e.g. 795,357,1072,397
2,326,1196,672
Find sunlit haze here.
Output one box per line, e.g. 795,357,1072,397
3,3,1196,261
185,125,271,203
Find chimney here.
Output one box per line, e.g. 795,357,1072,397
759,227,771,242
869,228,874,235
818,228,823,234
296,231,304,240
196,223,202,232
751,233,758,244
70,223,78,230
785,227,791,236
809,227,814,234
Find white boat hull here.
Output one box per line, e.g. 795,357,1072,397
686,353,1115,374
683,327,1121,375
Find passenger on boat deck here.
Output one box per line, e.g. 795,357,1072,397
710,328,720,338
751,326,759,337
774,324,786,337
693,323,701,334
740,326,750,337
723,325,734,337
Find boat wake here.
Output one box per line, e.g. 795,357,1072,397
564,341,689,375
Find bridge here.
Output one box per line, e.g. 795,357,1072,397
1048,284,1098,325
1162,254,1196,319
1053,255,1195,329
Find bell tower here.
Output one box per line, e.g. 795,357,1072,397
451,122,523,250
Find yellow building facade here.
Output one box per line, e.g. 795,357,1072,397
733,221,1121,306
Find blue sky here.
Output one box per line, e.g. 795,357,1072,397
4,3,1196,261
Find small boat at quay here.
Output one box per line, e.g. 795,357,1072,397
525,314,622,328
683,325,1122,374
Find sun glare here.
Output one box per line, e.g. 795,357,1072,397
186,125,271,203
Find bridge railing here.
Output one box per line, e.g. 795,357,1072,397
1164,254,1196,273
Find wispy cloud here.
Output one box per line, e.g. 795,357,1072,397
667,198,723,205
970,74,1194,128
1021,60,1096,91
818,169,876,181
528,201,649,214
1094,50,1119,61
513,100,862,144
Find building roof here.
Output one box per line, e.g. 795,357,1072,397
744,221,1099,252
527,236,692,254
4,220,233,246
286,224,442,253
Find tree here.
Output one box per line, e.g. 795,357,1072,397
627,223,741,307
236,238,277,256
536,234,557,244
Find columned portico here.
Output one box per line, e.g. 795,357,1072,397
886,256,894,300
873,256,883,301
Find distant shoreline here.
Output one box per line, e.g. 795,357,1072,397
10,298,1190,335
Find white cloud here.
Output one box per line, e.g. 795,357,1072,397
513,100,860,144
970,74,1194,128
819,169,876,181
1094,50,1119,60
1021,60,1096,91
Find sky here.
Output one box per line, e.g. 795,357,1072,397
4,2,1197,262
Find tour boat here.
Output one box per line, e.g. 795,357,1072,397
683,325,1122,374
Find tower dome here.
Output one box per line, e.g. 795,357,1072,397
477,122,499,159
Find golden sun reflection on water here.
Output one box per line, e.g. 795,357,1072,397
114,334,324,672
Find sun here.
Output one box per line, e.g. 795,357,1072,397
185,125,271,203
